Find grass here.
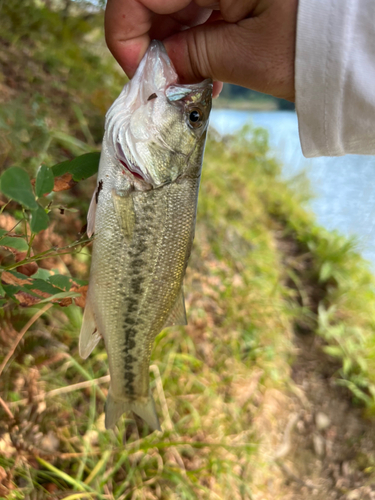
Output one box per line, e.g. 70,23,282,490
2,123,375,500
264,156,375,414
0,0,123,176
2,2,375,498
0,127,295,498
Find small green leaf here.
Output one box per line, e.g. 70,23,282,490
33,268,52,280
0,282,5,296
71,152,100,181
24,277,63,295
35,165,54,198
2,284,21,299
0,167,38,209
0,236,29,252
48,274,72,291
51,159,71,177
30,204,49,233
71,278,88,286
51,152,100,181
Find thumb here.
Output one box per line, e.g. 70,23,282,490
164,21,243,84
164,3,296,101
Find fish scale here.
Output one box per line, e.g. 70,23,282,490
79,40,212,431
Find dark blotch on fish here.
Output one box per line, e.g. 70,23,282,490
95,180,103,204
147,93,157,101
124,370,135,395
125,354,136,364
124,338,136,351
124,318,136,325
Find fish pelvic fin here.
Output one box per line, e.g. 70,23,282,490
79,296,101,359
87,188,97,238
163,287,187,328
105,389,161,432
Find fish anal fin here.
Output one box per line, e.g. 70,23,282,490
105,389,161,431
163,287,187,328
79,296,101,359
111,190,135,241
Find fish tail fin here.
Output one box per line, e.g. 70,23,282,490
105,389,161,432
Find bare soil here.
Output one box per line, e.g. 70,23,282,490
266,229,375,499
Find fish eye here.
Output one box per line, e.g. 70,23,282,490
188,109,203,128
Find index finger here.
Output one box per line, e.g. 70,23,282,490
105,0,191,77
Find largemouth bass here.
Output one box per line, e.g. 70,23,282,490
79,41,212,431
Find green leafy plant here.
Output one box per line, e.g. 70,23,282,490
0,153,100,306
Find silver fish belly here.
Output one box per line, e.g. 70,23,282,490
79,40,212,431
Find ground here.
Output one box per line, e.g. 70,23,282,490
250,230,375,499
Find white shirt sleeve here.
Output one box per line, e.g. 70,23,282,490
295,0,375,157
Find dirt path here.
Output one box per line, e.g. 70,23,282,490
281,332,375,499
263,230,375,499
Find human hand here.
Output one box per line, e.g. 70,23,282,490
105,0,298,101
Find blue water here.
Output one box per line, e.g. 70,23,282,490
209,109,375,267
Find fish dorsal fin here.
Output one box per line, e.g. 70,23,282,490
111,190,135,241
163,287,187,328
79,296,102,359
87,189,97,237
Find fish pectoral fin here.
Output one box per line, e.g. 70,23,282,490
163,287,187,328
105,390,161,431
111,190,135,241
87,189,97,238
79,297,101,359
